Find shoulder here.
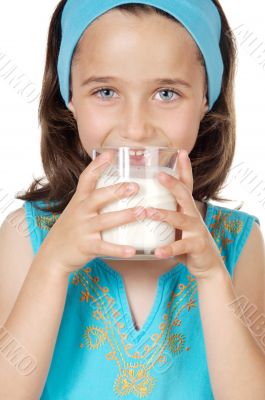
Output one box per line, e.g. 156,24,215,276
0,206,33,247
0,205,35,264
0,207,35,324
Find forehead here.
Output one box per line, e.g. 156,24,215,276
72,9,202,79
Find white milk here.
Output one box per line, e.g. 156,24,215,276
96,166,177,254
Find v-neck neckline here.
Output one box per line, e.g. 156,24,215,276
93,202,214,342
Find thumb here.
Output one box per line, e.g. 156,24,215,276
177,149,193,193
77,150,115,197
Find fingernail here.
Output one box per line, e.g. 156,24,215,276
159,172,170,181
178,149,187,157
101,151,113,161
132,206,146,218
156,248,168,257
146,207,160,218
125,183,137,195
146,207,156,214
124,247,135,255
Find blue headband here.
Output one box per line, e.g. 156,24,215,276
58,0,224,111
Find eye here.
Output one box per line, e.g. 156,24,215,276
92,88,117,100
155,89,180,102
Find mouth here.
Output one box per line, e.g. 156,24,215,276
96,145,171,167
128,149,146,166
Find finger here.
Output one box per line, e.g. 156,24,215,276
156,173,198,217
145,208,198,231
155,237,195,258
88,181,139,212
77,150,116,198
177,149,193,192
88,206,146,233
91,239,136,258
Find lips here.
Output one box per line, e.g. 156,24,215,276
130,155,145,166
128,149,146,166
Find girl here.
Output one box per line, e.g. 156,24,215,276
0,0,265,399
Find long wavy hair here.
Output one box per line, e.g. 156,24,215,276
16,0,239,214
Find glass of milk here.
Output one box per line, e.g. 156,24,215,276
92,146,179,260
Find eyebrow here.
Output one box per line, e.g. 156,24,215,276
81,75,192,88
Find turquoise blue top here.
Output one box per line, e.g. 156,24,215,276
23,200,260,399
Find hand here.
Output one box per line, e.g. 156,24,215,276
145,149,225,280
37,150,141,275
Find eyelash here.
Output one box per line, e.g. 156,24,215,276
91,87,180,102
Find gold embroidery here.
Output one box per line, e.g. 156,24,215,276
72,275,80,285
168,333,186,354
80,290,91,303
31,200,61,231
75,268,198,398
113,364,156,398
82,326,107,349
36,213,59,230
210,209,243,262
187,298,196,311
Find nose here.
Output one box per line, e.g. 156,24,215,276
118,99,155,143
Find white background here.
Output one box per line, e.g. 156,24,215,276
0,1,264,235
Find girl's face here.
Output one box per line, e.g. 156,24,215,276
68,9,208,158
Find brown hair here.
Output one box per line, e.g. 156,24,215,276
16,0,240,214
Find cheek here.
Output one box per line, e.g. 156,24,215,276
75,108,110,155
165,108,201,151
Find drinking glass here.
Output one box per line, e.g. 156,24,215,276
92,146,179,260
